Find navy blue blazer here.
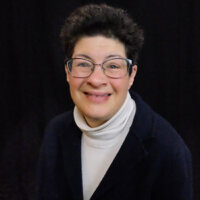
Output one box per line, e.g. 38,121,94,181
37,92,193,200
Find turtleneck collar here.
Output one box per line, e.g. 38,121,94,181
74,92,136,148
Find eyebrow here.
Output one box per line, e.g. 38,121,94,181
74,54,91,59
106,54,124,59
73,54,124,60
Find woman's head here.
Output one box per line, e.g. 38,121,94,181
61,4,144,127
60,4,144,66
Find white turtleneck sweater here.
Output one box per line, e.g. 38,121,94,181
74,92,136,200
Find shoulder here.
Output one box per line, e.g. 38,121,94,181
130,91,191,156
46,110,74,131
42,110,75,142
47,110,74,127
152,112,190,159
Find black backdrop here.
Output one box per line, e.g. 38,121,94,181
1,0,200,199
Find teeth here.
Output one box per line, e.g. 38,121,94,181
94,94,108,97
85,92,110,97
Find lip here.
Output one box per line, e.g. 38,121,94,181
83,91,111,103
84,91,111,96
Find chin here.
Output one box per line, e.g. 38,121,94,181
83,111,111,126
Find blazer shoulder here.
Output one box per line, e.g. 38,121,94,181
147,109,192,165
131,91,190,155
43,110,74,139
48,110,74,127
153,112,188,149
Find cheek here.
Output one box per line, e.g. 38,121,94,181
68,78,84,98
68,77,83,89
110,78,130,93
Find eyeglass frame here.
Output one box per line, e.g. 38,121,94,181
64,57,133,78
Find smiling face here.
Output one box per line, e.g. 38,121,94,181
65,36,137,127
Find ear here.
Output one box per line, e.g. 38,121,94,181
65,65,70,82
128,65,137,89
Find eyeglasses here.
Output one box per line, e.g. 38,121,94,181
65,57,132,78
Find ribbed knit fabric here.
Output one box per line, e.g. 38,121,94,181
74,92,136,200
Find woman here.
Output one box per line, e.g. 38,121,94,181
37,4,193,200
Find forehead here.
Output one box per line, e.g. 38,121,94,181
72,36,126,59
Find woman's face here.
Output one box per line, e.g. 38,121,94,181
65,36,137,127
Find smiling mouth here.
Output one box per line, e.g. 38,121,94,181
84,92,111,97
83,92,111,103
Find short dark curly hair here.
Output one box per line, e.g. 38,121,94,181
60,4,144,66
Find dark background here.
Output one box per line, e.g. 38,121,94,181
1,0,200,199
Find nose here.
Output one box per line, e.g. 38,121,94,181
86,65,108,87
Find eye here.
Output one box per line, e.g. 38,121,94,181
108,64,119,69
77,62,91,67
106,63,121,70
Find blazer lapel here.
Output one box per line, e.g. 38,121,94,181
91,128,148,199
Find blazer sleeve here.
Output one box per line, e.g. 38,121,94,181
150,114,193,200
151,133,193,200
170,142,193,200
